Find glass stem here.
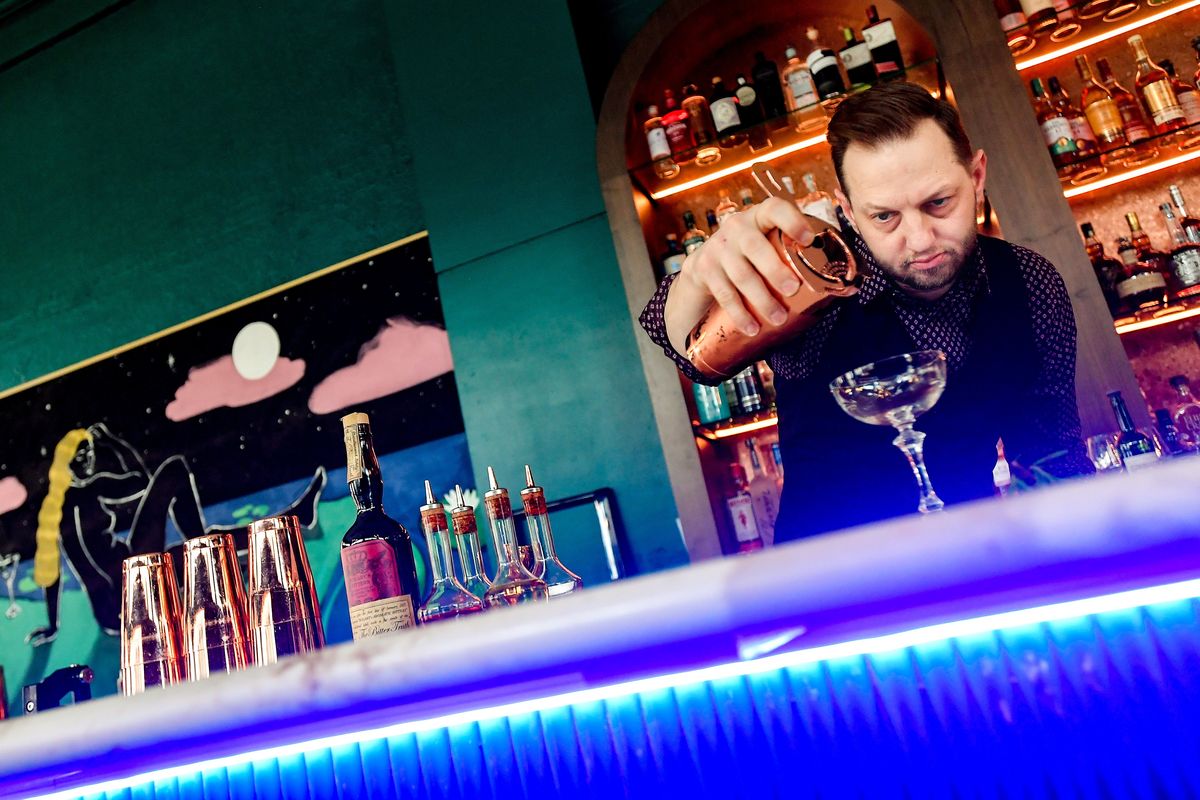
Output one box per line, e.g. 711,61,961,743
891,423,945,514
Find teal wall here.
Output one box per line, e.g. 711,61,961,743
0,0,689,709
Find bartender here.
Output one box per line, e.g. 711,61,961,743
640,81,1093,542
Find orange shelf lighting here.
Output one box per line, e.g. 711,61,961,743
1115,304,1200,334
1015,0,1200,72
1062,148,1200,199
696,415,779,440
648,135,826,200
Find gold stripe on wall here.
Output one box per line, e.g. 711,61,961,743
0,230,431,402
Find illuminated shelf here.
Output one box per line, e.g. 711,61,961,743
1114,298,1200,333
1010,0,1200,71
694,411,778,441
629,59,941,201
1055,121,1200,198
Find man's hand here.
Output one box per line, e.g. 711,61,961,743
665,198,819,354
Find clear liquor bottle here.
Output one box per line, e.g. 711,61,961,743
520,466,583,598
1159,202,1200,298
745,440,780,540
1170,375,1200,448
781,45,825,132
727,463,765,553
681,83,722,165
449,484,492,602
1108,391,1159,472
1170,184,1200,242
1130,35,1185,136
417,481,484,623
643,105,679,179
339,413,421,639
481,467,548,608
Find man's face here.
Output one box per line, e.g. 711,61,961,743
838,118,986,298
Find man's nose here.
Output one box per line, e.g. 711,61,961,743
903,215,937,253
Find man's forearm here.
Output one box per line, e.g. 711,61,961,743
663,269,713,356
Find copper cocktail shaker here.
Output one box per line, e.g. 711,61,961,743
684,164,861,380
120,553,184,695
247,515,324,664
181,533,251,679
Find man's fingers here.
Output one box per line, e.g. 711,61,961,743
722,252,787,326
753,197,816,247
708,273,760,336
741,232,800,297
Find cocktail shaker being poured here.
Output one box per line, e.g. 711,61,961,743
684,163,861,380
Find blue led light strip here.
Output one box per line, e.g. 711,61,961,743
27,576,1200,800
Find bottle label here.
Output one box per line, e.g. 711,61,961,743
1122,450,1159,472
1000,11,1026,29
807,52,841,80
786,69,818,106
1084,98,1124,139
664,120,693,152
1040,117,1078,154
663,253,686,275
646,127,671,160
1018,0,1055,13
710,96,742,132
1173,248,1200,286
344,426,363,481
727,494,762,543
841,42,872,71
1116,270,1168,298
1179,90,1200,125
1143,80,1185,126
864,20,897,48
1069,115,1098,144
341,540,415,639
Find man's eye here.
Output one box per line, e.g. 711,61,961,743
874,212,895,223
928,197,950,208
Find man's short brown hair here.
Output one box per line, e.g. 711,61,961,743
826,82,973,198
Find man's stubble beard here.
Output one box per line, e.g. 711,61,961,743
878,229,978,294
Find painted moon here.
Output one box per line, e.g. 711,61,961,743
231,322,281,380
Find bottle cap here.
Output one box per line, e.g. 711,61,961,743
806,26,819,43
341,412,369,427
1081,222,1094,236
647,104,659,116
785,46,797,59
711,76,722,86
1126,211,1141,229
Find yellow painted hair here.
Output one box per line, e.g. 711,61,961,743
33,429,92,588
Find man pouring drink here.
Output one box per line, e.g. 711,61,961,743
640,82,1093,542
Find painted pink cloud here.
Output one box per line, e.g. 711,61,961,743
0,476,27,515
166,355,306,421
308,318,453,415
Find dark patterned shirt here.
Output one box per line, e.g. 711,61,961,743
638,217,1092,477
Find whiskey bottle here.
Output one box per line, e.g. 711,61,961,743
449,485,492,602
520,466,583,598
1158,59,1200,125
805,26,848,106
1049,76,1098,161
481,467,548,608
1159,203,1200,298
863,5,905,81
1031,77,1079,170
995,0,1034,56
681,83,722,165
1075,55,1127,155
681,210,707,255
1126,211,1171,275
339,413,421,639
1108,391,1160,472
416,481,484,623
839,27,876,89
1115,235,1169,311
781,46,825,132
643,105,679,179
1169,185,1200,242
1130,35,1185,135
661,89,694,163
1096,57,1153,146
709,76,747,149
1081,222,1125,315
734,75,771,151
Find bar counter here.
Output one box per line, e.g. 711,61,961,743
3,459,1200,799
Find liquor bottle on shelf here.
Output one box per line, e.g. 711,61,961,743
739,187,755,209
1018,0,1058,33
1048,76,1099,162
715,194,738,223
694,381,731,424
745,439,780,538
417,481,484,623
756,360,777,408
1154,409,1191,455
734,75,771,152
1126,212,1171,275
993,440,1013,497
1081,222,1125,315
863,5,905,81
805,27,848,107
339,413,421,639
681,210,707,255
1159,202,1200,297
1031,77,1079,171
1115,235,1169,311
1049,0,1081,41
1108,391,1160,472
995,0,1034,56
520,466,583,597
839,27,876,89
1158,60,1200,125
800,173,839,227
706,208,719,233
723,377,743,416
449,485,492,602
1170,185,1200,242
659,233,686,277
782,45,826,132
1169,375,1200,447
1095,57,1155,165
709,76,746,149
643,105,680,179
661,89,694,163
732,365,765,414
726,463,765,553
1193,36,1200,85
681,83,722,165
751,51,789,126
1075,55,1128,158
771,442,785,492
1129,35,1185,136
481,467,548,608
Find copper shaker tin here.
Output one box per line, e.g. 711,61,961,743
684,164,861,380
181,533,251,679
247,515,324,664
120,553,184,696
0,666,7,720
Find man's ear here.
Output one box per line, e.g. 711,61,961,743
834,188,859,232
970,148,988,205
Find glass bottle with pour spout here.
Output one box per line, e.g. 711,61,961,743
685,163,861,380
417,480,484,623
520,465,583,597
482,467,548,608
449,484,492,602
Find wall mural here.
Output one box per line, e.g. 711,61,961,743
0,233,475,713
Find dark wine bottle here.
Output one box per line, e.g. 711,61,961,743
751,51,789,126
735,74,771,151
339,413,421,639
863,5,905,81
1107,391,1159,472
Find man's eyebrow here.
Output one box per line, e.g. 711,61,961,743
861,186,956,214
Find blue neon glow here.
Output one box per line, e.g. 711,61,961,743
24,577,1200,800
